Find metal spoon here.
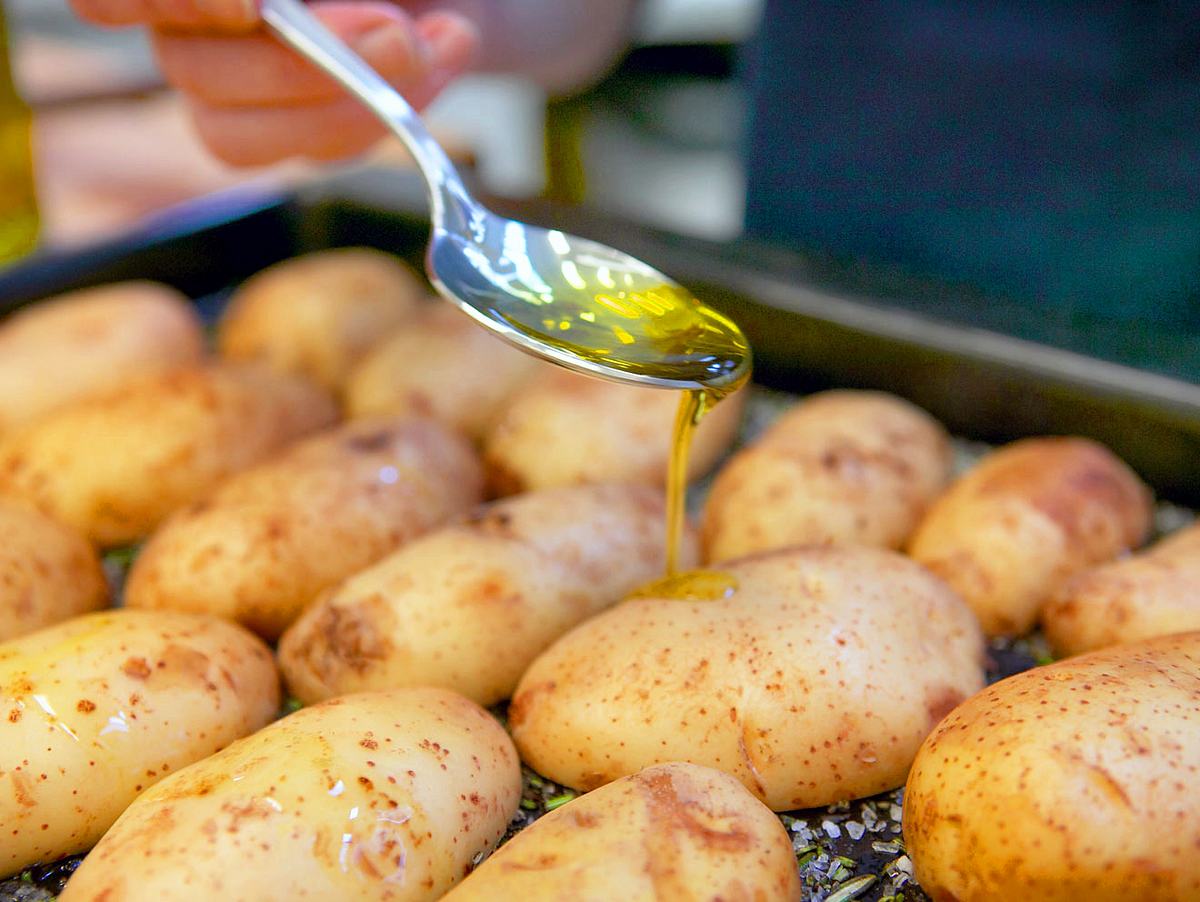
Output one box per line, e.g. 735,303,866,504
261,0,749,393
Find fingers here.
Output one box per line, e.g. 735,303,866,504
184,9,479,165
69,0,259,31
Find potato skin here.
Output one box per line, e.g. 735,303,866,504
0,282,204,432
0,609,279,875
344,304,542,439
444,763,802,902
280,484,696,706
125,417,484,640
218,248,423,390
0,363,337,546
904,632,1200,902
483,369,746,494
509,546,986,810
0,499,108,641
702,390,951,563
61,688,521,902
1043,521,1200,656
907,437,1152,637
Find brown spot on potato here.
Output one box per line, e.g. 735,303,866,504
122,657,152,680
345,430,394,454
10,770,36,807
76,699,96,714
925,687,965,725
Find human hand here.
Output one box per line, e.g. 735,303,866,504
69,1,480,165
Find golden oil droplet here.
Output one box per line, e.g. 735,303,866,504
628,570,739,602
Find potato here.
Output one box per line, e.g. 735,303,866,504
344,304,543,439
0,609,279,875
0,363,337,546
0,499,107,641
0,282,204,433
218,248,424,390
904,631,1200,902
701,390,951,562
483,369,746,494
907,437,1153,637
1042,521,1200,657
125,417,484,640
444,762,802,901
510,545,985,810
61,687,521,902
280,483,695,706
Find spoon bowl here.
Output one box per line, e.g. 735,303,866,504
262,0,750,394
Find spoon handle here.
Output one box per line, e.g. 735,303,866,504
260,0,469,213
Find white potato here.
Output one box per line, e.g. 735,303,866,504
280,484,696,706
61,688,521,902
0,282,204,432
701,390,952,562
218,248,424,390
510,546,986,810
0,610,279,875
0,363,337,546
0,499,107,641
125,417,484,639
344,304,543,439
444,763,802,901
483,369,746,494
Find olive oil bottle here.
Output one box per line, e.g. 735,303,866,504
0,6,37,262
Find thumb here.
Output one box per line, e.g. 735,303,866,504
69,0,259,31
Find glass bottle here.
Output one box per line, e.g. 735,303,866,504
0,5,37,263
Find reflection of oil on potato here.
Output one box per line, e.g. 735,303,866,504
0,281,205,433
126,417,483,640
0,610,279,876
702,390,951,562
280,483,694,706
510,545,985,810
218,248,424,390
0,364,337,546
905,631,1200,902
61,688,521,902
908,437,1153,637
445,763,802,901
483,368,746,494
0,499,107,641
1043,521,1200,656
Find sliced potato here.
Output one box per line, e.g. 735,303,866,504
702,390,952,562
344,304,543,439
0,610,279,875
125,417,483,640
904,631,1200,902
0,363,337,546
907,437,1153,636
444,763,802,901
510,546,986,810
0,282,204,433
0,499,107,641
483,369,746,494
217,247,424,390
280,483,695,706
1043,520,1200,656
60,688,521,902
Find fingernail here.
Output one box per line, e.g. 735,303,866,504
356,20,427,69
421,13,481,71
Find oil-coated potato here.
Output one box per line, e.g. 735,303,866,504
0,282,204,432
344,304,543,439
483,369,746,494
0,499,107,641
0,609,279,875
280,484,696,706
904,631,1200,902
61,688,522,902
0,363,337,546
907,437,1152,637
702,390,952,562
1043,521,1200,656
444,762,802,902
218,248,424,390
510,546,986,810
125,417,484,640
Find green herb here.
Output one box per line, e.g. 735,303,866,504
543,793,575,811
282,697,304,714
519,798,537,810
825,874,877,902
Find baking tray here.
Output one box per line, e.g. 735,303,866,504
1,170,1198,902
